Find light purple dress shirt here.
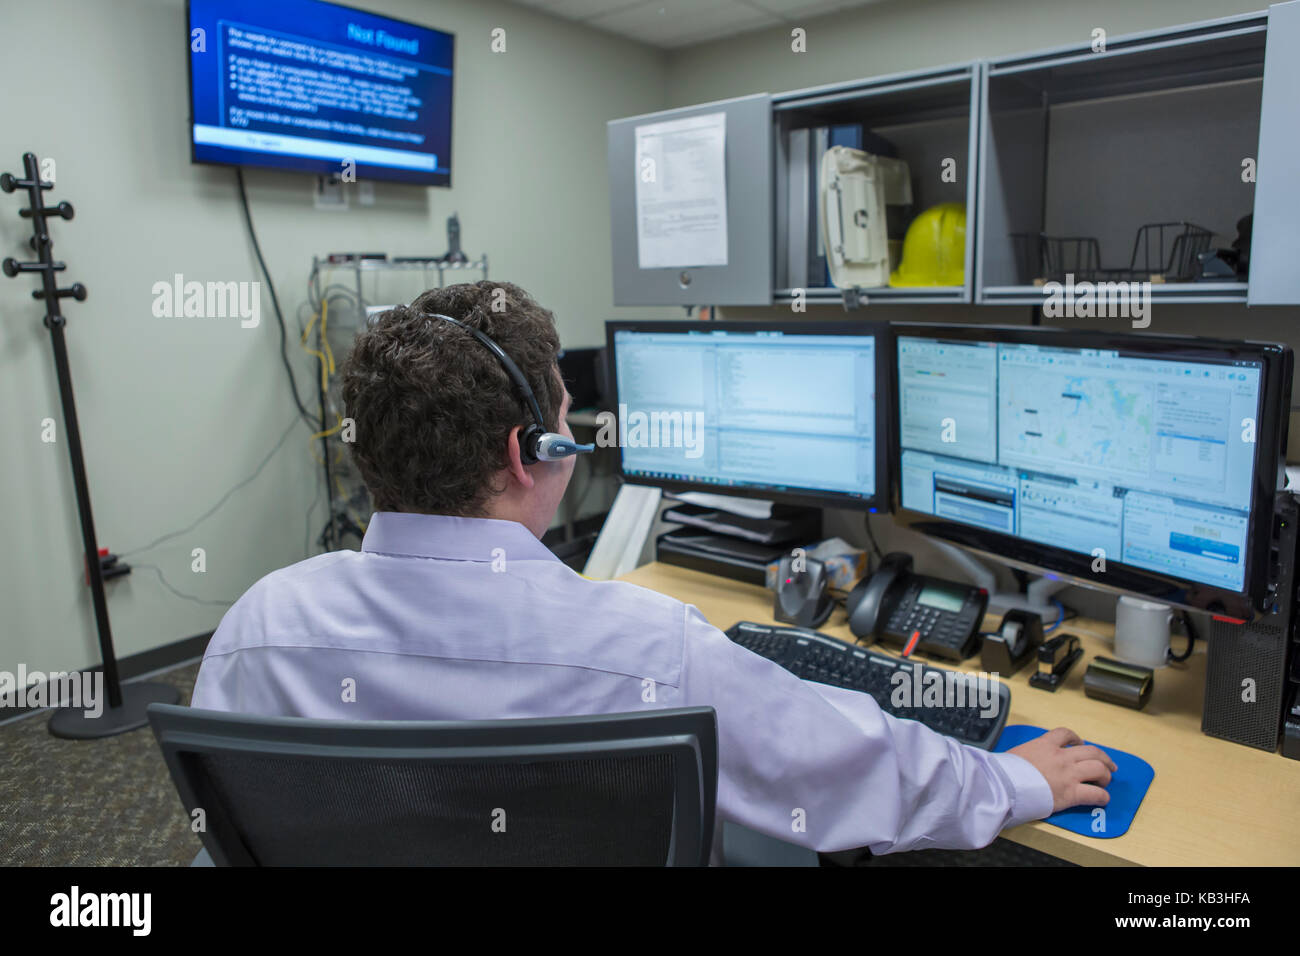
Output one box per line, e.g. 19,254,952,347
192,511,1054,857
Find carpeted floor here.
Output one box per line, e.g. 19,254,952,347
0,658,1070,867
848,838,1073,866
0,662,203,866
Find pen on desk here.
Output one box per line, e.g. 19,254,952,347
902,629,920,657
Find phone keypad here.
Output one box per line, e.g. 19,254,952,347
881,582,984,661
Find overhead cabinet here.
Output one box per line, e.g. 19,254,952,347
606,3,1300,309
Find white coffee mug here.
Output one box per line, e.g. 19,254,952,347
1114,595,1173,668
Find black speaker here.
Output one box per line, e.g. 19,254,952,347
557,347,602,410
1202,492,1298,751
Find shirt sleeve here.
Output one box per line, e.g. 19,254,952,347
677,606,1054,855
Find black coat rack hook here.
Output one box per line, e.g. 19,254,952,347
2,150,179,738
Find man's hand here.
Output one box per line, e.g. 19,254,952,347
1007,726,1118,813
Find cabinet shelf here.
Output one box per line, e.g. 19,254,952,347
979,281,1249,306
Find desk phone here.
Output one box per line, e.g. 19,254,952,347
845,552,988,661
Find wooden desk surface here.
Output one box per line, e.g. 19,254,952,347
618,562,1300,867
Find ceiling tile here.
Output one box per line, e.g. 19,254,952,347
743,0,870,17
594,0,778,47
517,0,649,21
506,0,887,49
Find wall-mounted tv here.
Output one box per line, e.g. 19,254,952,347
187,0,454,186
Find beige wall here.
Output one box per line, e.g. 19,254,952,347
0,0,666,677
666,0,1267,106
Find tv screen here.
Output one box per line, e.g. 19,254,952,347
187,0,454,186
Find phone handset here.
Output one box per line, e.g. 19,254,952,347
846,552,914,641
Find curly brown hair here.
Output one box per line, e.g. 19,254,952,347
340,281,563,516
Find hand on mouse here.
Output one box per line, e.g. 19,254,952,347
1007,726,1118,812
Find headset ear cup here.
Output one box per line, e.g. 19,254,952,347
518,425,542,465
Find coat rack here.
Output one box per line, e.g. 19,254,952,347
2,152,178,737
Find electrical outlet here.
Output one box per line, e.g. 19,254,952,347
314,176,348,211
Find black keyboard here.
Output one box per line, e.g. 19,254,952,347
725,621,1011,750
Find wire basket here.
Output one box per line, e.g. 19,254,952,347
1124,222,1213,281
1010,222,1213,284
1011,232,1102,285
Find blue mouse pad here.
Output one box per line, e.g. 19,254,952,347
993,724,1154,839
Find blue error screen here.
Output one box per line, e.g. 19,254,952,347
188,0,454,185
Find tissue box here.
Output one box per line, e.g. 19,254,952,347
765,537,868,592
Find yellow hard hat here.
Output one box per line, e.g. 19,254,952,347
889,202,966,287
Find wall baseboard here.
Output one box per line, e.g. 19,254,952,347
0,631,213,726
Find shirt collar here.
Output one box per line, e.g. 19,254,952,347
361,512,558,564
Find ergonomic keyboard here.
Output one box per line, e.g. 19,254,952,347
725,621,1011,750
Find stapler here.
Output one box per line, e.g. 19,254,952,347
1028,633,1082,692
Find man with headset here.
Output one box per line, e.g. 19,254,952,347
192,280,1114,859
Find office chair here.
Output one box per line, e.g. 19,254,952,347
147,703,717,866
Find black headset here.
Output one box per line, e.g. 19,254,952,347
425,312,594,464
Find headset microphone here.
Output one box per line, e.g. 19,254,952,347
424,312,595,464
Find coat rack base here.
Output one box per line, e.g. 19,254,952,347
48,681,180,739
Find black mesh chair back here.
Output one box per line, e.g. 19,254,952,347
147,704,717,866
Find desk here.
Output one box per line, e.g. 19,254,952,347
617,562,1300,867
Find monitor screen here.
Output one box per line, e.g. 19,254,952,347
893,326,1291,615
606,321,888,511
187,0,454,186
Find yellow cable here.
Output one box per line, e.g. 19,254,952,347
300,301,334,395
321,299,336,375
305,297,354,517
310,413,344,442
308,441,348,466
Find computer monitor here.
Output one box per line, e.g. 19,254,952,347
605,320,889,511
892,324,1292,619
187,0,455,186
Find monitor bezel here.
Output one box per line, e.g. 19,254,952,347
604,319,892,513
889,322,1292,620
184,0,455,187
